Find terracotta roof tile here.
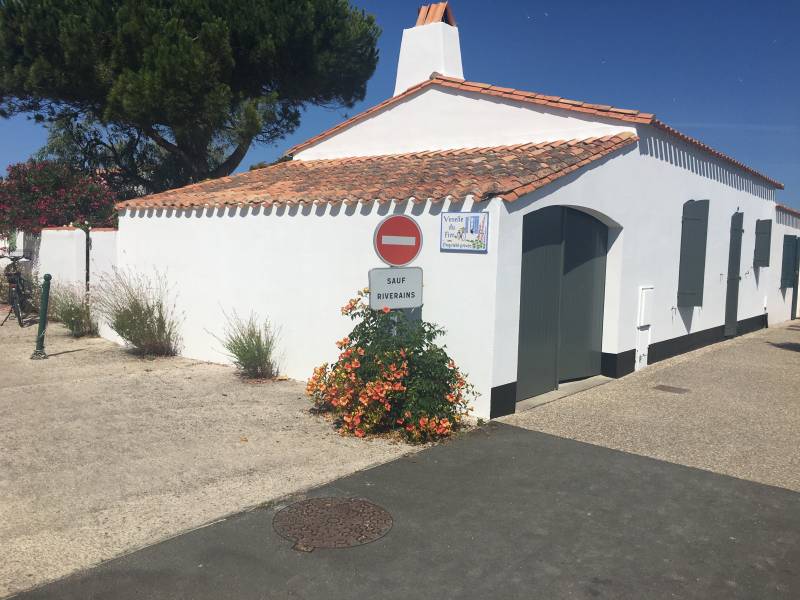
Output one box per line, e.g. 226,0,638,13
777,203,800,219
416,3,456,27
118,134,638,211
488,85,515,93
415,5,430,26
285,74,782,189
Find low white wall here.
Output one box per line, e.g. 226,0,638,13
37,228,118,288
37,229,83,283
116,200,500,417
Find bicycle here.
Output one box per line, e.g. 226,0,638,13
1,254,35,327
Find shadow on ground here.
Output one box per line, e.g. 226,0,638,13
15,424,800,600
767,341,800,352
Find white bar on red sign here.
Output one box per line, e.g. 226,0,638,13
381,235,416,246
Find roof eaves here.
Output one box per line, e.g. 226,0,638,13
284,75,781,190
776,203,800,218
650,119,784,189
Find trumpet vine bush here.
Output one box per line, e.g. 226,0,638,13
307,290,474,443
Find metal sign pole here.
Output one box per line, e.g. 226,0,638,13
31,274,52,360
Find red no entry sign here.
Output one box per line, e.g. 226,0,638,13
373,215,422,266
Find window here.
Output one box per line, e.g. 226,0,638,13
753,219,772,267
780,235,798,288
677,199,710,307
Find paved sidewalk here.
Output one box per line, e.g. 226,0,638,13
0,323,415,598
14,423,800,600
5,320,799,598
504,322,800,491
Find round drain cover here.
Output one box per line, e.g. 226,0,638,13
273,497,393,552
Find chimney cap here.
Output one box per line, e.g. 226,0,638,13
415,2,456,27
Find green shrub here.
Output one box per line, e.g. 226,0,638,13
96,269,182,356
307,289,475,443
50,285,98,337
219,312,279,379
0,267,8,304
26,271,43,315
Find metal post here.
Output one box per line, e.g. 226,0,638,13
31,273,51,360
84,228,91,293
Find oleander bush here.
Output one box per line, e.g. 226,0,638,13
220,312,279,379
307,289,474,443
96,269,181,356
50,285,98,337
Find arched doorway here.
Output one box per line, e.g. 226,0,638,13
516,206,608,401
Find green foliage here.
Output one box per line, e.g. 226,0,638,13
307,291,475,443
50,285,98,337
24,270,42,315
1,230,16,252
96,270,182,356
0,265,8,304
35,118,191,201
219,312,279,379
1,1,380,194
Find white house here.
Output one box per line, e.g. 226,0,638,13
49,2,798,418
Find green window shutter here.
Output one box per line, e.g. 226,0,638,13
780,235,798,288
753,219,772,267
677,199,710,307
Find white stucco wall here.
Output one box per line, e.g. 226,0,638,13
294,87,635,160
110,86,789,416
491,125,785,389
116,200,500,417
394,22,463,95
37,228,118,287
768,217,800,321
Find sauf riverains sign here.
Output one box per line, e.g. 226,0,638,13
370,215,423,310
440,212,489,253
368,267,423,310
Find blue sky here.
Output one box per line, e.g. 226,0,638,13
1,0,798,207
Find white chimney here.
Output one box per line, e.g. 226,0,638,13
394,2,464,96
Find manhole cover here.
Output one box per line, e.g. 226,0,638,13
653,384,690,394
272,497,393,552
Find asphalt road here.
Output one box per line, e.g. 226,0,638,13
14,423,800,600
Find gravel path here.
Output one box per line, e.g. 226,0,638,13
504,322,800,492
0,322,417,598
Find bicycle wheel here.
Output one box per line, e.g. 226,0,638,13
10,287,23,327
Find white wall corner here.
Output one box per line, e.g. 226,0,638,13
394,22,464,96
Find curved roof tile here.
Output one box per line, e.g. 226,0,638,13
118,134,638,210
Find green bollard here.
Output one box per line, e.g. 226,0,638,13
31,274,52,360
